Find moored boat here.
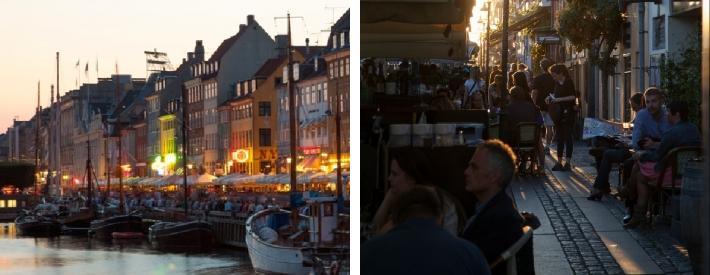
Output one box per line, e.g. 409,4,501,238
148,220,215,251
245,197,349,275
15,213,62,236
88,214,143,239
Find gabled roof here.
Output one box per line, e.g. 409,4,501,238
326,9,350,51
208,17,259,63
254,56,287,79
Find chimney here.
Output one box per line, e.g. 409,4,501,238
239,24,247,32
275,35,288,57
187,52,194,60
247,15,255,25
305,38,310,55
194,40,205,60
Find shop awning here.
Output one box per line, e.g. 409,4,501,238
489,6,551,44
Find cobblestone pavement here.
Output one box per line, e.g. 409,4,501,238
545,142,694,274
536,172,624,274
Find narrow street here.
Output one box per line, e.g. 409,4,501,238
512,143,693,274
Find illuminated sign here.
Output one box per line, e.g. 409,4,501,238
233,149,249,163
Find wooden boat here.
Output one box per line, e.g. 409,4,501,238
15,213,62,236
88,214,143,239
245,197,349,275
148,220,215,251
58,207,95,234
112,231,144,239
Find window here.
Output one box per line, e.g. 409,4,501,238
0,200,4,208
345,58,350,76
623,22,631,49
339,59,344,77
259,102,271,116
259,128,271,146
329,63,334,79
653,16,665,50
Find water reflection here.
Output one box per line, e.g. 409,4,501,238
0,223,253,275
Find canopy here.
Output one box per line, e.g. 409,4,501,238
186,174,217,185
361,0,475,60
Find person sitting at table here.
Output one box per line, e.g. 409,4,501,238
613,88,672,222
460,140,534,275
587,92,645,201
623,101,701,228
500,85,543,175
429,88,457,111
362,186,491,275
372,149,466,236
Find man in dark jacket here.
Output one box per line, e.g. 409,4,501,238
461,140,535,275
362,186,490,275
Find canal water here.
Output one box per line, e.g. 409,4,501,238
0,223,254,275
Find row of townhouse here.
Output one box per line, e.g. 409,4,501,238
480,0,700,127
3,10,350,195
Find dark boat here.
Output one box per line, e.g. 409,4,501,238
15,213,62,236
88,214,143,239
59,208,95,235
149,220,215,251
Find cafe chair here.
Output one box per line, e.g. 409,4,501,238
512,123,541,177
489,225,533,275
649,146,702,223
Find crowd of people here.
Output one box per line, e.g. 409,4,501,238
62,189,285,216
424,58,581,175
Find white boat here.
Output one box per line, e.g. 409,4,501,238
245,197,349,275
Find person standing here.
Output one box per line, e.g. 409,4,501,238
531,59,556,155
546,64,579,171
463,66,485,109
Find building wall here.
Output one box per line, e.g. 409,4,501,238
202,78,219,174
216,16,277,105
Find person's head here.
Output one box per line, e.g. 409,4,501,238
512,71,529,90
517,63,528,71
549,64,569,83
539,58,553,73
463,140,517,199
510,86,530,102
667,101,689,124
388,150,434,194
629,92,645,112
643,87,665,115
388,186,443,226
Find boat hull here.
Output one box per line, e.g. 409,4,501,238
245,210,311,275
149,221,215,251
16,219,62,236
89,215,143,239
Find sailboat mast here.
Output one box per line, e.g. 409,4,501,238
287,13,297,197
182,80,189,216
86,139,93,208
48,84,53,197
35,81,40,197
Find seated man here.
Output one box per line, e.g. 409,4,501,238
461,140,534,275
587,91,646,201
624,101,701,228
362,186,490,275
500,87,543,174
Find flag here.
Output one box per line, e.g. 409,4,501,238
85,62,88,73
75,59,80,68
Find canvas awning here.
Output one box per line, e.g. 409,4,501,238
361,0,475,60
361,0,473,24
